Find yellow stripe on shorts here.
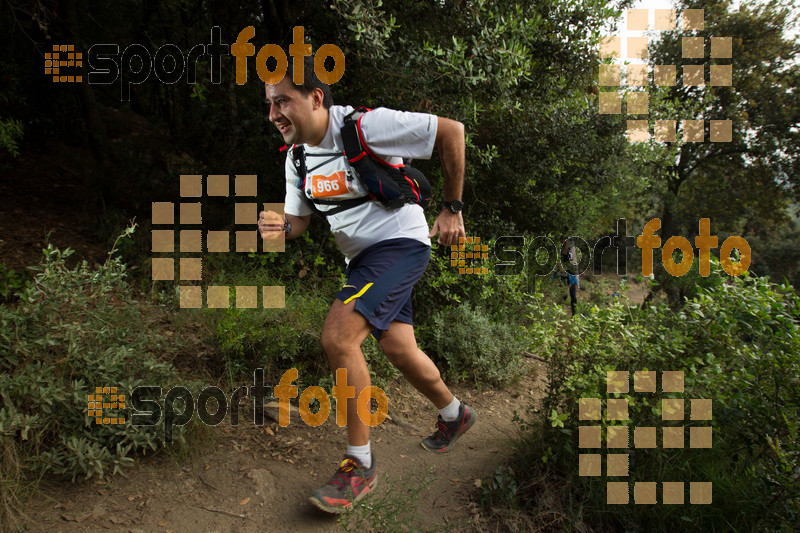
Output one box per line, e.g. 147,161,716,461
343,283,373,304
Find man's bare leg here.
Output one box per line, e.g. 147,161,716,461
379,320,475,452
320,299,373,446
378,321,454,409
310,299,379,513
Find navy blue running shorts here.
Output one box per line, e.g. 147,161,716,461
335,238,431,339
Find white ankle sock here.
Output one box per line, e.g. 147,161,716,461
346,442,371,468
439,396,461,422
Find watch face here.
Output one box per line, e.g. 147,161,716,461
448,200,463,212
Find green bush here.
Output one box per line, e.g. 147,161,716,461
496,259,800,531
208,287,402,392
362,335,402,389
0,118,23,158
195,231,339,376
660,247,727,305
746,221,800,290
210,289,331,384
0,238,198,507
0,262,31,302
412,237,530,326
426,302,527,387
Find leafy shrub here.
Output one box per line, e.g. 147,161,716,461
659,247,727,305
498,259,800,531
362,335,401,389
0,235,199,526
426,303,527,387
195,236,339,384
413,238,530,326
0,262,31,302
746,222,800,290
210,289,331,385
210,298,403,393
0,118,23,157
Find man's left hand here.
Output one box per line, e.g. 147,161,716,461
428,210,466,246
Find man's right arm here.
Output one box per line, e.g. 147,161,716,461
258,211,310,241
259,149,314,241
285,213,311,239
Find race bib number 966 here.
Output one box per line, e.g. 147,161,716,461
309,171,348,198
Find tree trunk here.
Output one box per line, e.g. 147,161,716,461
63,0,110,211
647,165,686,308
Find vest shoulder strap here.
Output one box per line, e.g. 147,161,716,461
290,145,306,187
341,108,370,161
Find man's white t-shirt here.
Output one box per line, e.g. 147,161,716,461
284,105,437,262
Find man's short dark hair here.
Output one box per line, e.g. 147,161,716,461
285,55,334,109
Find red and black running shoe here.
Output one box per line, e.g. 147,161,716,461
421,403,476,453
309,454,378,513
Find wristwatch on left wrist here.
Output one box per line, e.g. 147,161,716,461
443,200,463,214
283,218,292,237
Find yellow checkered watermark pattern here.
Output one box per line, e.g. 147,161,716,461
151,174,285,309
450,236,489,275
578,370,713,505
45,44,83,83
599,9,733,143
88,386,126,425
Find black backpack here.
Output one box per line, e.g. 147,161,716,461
289,107,433,217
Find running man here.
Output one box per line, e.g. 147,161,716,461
257,56,476,513
558,236,580,316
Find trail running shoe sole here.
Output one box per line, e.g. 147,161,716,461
421,403,476,453
308,455,378,513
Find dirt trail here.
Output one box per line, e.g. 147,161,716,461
25,367,546,532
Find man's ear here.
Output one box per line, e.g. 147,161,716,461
311,87,324,109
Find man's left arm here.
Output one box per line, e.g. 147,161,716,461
428,117,466,246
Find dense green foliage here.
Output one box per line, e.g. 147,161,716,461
428,303,528,386
0,263,31,302
485,260,800,531
641,0,800,305
0,237,203,524
746,216,800,290
2,0,799,529
198,235,533,389
0,0,645,241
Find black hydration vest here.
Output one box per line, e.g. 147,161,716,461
289,107,433,217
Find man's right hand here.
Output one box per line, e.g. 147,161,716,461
258,210,284,240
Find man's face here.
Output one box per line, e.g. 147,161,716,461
265,77,321,146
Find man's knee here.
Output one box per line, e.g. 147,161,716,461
321,327,357,359
321,301,371,359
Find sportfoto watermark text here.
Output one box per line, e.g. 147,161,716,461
69,25,343,100
124,368,387,442
494,217,750,280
